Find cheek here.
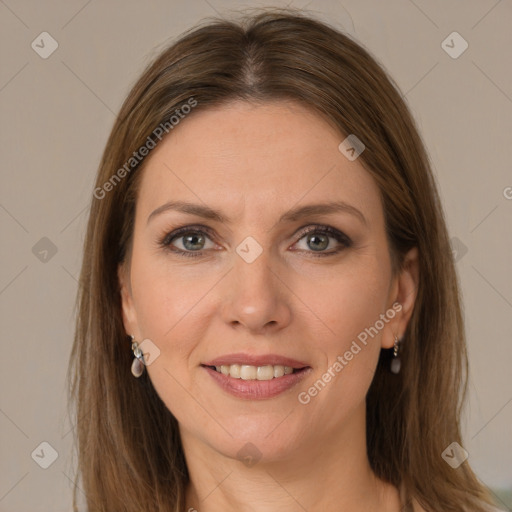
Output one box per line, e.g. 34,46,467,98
295,264,389,420
129,255,209,418
296,255,391,400
131,227,209,320
129,251,206,363
295,254,391,349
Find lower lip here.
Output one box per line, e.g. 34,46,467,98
202,365,312,400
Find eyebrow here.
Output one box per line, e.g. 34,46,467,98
147,200,368,227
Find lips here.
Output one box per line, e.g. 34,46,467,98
200,353,312,399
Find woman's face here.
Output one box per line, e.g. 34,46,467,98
119,100,417,463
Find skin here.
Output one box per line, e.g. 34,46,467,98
119,100,420,512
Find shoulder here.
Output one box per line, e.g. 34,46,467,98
411,498,505,512
476,503,508,512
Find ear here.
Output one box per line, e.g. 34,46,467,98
118,262,140,338
381,247,419,349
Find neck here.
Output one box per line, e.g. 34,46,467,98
181,405,401,512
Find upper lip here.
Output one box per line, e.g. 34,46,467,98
203,353,310,369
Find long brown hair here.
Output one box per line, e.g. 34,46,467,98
67,8,497,511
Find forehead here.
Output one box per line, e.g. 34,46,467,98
135,100,382,226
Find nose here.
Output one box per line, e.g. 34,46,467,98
220,248,292,335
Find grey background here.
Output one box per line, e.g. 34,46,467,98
0,0,511,510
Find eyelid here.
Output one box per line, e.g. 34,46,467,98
293,225,352,246
159,224,215,245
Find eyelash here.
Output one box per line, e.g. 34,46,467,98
158,224,352,259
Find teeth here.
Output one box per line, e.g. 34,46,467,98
229,364,241,378
213,364,297,380
274,365,285,378
241,365,257,380
257,365,274,380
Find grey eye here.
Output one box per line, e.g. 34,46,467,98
170,231,215,252
306,233,330,251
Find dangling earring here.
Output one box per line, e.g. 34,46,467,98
130,335,145,378
390,335,402,374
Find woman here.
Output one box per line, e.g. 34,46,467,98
68,8,502,512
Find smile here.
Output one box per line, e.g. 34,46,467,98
201,355,313,400
207,364,302,380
